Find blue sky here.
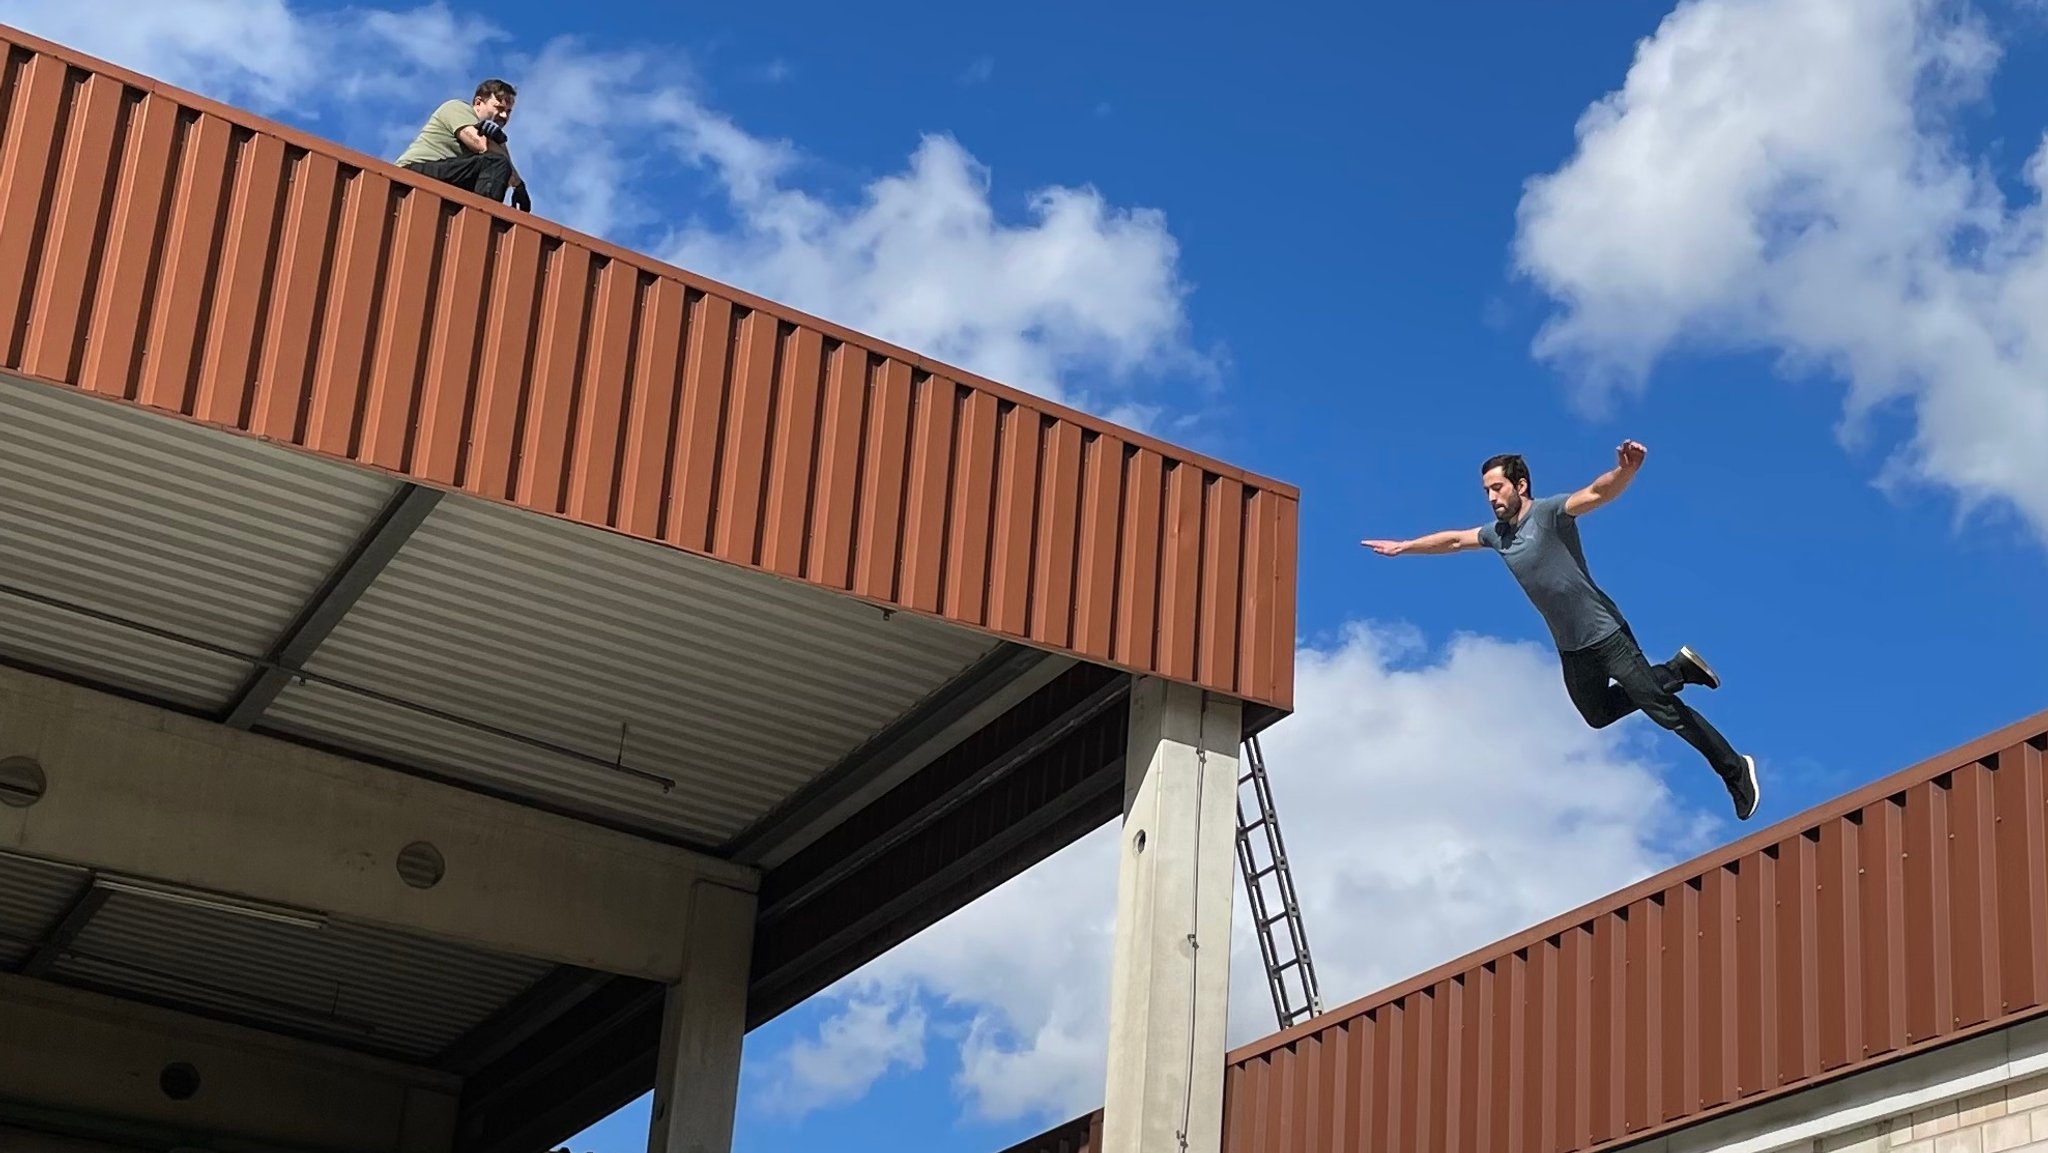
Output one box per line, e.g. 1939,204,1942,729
14,0,2048,1150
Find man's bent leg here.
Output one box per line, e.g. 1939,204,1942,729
1615,625,1693,695
1561,642,1638,728
404,153,514,202
1602,631,1759,819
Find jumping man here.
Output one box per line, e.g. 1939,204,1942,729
1360,442,1760,821
395,79,532,212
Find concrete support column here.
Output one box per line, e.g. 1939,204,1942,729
647,879,758,1153
1101,677,1242,1153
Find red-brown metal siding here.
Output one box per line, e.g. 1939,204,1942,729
1008,711,2048,1153
0,24,1299,713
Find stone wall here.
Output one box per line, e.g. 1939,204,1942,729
1820,1070,2048,1153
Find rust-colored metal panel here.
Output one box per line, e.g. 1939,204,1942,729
988,404,1040,637
22,73,121,387
1007,712,2048,1153
762,327,826,579
0,24,1297,711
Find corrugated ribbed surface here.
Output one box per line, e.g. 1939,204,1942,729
0,373,398,706
52,888,552,1061
262,494,998,844
0,852,87,968
0,24,1298,712
997,1114,1100,1153
1006,717,2048,1153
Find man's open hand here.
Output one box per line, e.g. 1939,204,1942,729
1359,539,1407,556
1616,439,1647,470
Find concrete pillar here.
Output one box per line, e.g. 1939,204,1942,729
1100,677,1242,1153
647,879,758,1153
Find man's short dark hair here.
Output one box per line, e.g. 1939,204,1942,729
475,78,517,102
1481,452,1530,494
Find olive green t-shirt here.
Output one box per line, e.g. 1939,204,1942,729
396,99,481,167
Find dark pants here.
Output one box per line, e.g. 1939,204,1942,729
405,152,513,202
1562,625,1746,783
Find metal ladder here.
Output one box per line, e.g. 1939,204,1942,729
1234,732,1323,1030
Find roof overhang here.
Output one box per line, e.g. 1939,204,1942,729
0,20,1299,1151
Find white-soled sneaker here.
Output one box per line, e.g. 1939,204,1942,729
1675,645,1721,690
1727,755,1760,821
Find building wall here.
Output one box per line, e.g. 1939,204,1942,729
0,973,459,1153
1629,1013,2048,1153
1826,1078,2048,1153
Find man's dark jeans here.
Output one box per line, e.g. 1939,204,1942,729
405,152,513,203
1562,625,1746,784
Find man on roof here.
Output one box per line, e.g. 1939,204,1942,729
1359,441,1762,822
395,79,532,212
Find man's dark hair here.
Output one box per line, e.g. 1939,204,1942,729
1480,452,1531,495
475,78,517,102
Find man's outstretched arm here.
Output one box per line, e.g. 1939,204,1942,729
1565,439,1647,516
1361,528,1485,556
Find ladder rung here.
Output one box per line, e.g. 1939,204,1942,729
1237,734,1321,1037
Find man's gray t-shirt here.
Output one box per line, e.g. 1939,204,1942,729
1477,494,1626,652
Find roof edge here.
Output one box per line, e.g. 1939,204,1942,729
0,21,1298,502
1226,698,2048,1066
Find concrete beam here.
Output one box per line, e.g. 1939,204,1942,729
0,666,756,984
1100,678,1241,1153
0,972,460,1153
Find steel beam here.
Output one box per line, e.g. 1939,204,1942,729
433,967,614,1077
758,670,1128,922
221,483,442,730
18,877,105,978
725,642,1069,868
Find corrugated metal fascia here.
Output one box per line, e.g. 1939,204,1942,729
1203,711,2048,1153
0,852,88,968
0,374,400,707
263,494,999,844
0,24,1299,714
53,890,552,1061
996,708,2048,1153
1230,703,2048,1066
994,1112,1100,1153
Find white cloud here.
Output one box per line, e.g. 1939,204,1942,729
3,0,503,124
4,0,316,111
660,134,1202,410
751,992,928,1117
1512,0,2048,540
775,621,1721,1125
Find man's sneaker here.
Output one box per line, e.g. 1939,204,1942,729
1727,755,1760,821
1673,645,1721,690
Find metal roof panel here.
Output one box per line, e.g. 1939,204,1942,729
263,495,1000,844
52,888,553,1062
